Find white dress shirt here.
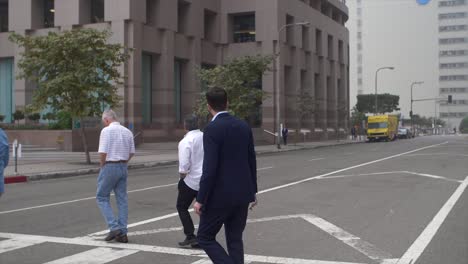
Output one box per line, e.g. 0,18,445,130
98,122,135,161
178,129,204,191
211,111,229,121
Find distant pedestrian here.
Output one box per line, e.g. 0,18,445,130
177,115,204,248
194,87,258,264
351,126,356,140
0,128,9,198
96,109,135,243
282,127,289,145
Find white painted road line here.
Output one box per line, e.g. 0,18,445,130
319,171,463,183
257,166,274,171
86,142,448,235
1,166,273,216
88,167,275,237
0,232,364,264
191,259,214,264
301,215,393,261
309,158,325,161
259,142,448,194
0,238,42,254
191,259,252,264
0,183,178,215
43,247,139,264
396,176,468,264
124,213,392,263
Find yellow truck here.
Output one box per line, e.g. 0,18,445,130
367,115,399,142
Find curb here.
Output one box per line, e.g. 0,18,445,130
4,141,362,183
4,175,28,184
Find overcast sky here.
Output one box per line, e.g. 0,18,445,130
347,0,439,119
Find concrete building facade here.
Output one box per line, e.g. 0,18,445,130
0,0,349,144
438,0,468,130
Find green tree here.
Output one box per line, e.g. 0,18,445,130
295,90,315,143
195,55,274,124
460,116,468,133
350,106,366,127
356,94,400,114
27,113,41,123
12,110,25,125
43,112,56,125
10,29,130,164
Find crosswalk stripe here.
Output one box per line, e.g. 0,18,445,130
43,247,138,264
191,259,252,264
191,259,213,264
0,239,42,254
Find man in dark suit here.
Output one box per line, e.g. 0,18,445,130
193,87,258,264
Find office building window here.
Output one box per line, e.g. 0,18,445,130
204,9,217,41
439,0,466,6
439,25,467,32
174,59,184,123
43,0,55,28
440,49,468,57
142,53,153,124
0,58,14,123
338,40,344,62
440,75,468,81
440,62,468,69
439,12,466,19
302,25,309,50
146,0,157,25
91,0,104,23
286,14,294,45
327,35,333,59
232,13,255,43
0,0,7,32
316,29,322,55
439,38,468,44
440,87,468,93
178,0,190,34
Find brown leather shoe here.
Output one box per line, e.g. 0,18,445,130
104,230,122,241
115,234,128,243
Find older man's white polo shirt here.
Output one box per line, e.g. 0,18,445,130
98,122,135,161
178,129,204,191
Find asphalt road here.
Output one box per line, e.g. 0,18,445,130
0,135,467,264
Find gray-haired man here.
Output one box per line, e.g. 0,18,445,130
97,109,135,243
177,115,204,247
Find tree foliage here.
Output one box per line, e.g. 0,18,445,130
460,116,468,133
356,94,400,114
350,106,367,127
195,55,274,122
10,29,130,163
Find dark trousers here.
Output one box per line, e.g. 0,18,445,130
283,136,288,145
176,179,198,238
197,204,249,264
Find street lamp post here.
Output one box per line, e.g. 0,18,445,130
374,66,394,115
274,21,310,149
410,81,424,135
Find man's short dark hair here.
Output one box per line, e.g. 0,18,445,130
206,87,227,112
184,115,199,131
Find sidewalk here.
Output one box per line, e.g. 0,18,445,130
4,138,365,182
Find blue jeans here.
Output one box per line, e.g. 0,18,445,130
0,162,4,195
96,163,128,234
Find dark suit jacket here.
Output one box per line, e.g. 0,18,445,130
196,113,257,209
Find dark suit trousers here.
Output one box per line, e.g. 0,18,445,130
197,204,249,264
176,179,198,238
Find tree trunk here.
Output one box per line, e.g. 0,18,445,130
79,123,92,164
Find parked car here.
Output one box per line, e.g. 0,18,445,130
398,128,412,139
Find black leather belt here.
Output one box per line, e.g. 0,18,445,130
106,160,127,164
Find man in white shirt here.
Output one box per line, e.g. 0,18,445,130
177,115,204,248
97,109,135,243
